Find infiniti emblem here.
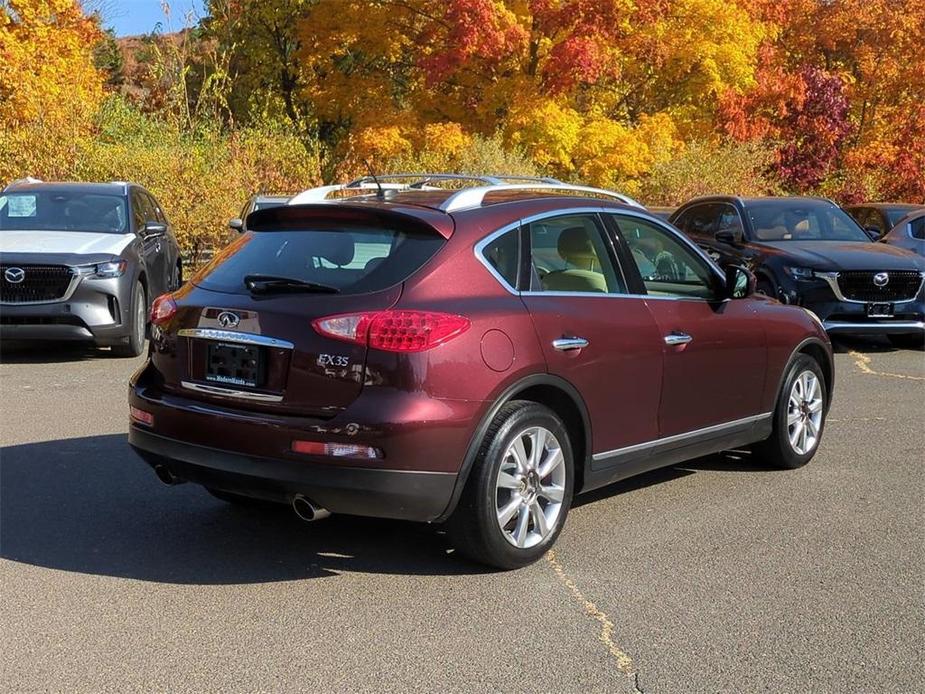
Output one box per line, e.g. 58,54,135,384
873,272,889,287
217,311,240,329
4,267,25,284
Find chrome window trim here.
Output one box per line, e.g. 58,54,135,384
592,412,773,462
180,381,284,402
177,328,295,349
816,271,925,304
473,206,729,301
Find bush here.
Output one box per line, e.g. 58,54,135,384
382,133,540,179
1,96,321,264
639,140,782,206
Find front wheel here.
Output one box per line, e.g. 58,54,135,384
447,401,574,570
111,281,146,358
753,355,827,469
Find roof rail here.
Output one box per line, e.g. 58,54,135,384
287,174,640,211
3,176,43,191
439,183,643,213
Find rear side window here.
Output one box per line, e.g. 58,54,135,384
480,229,520,289
527,213,625,293
195,226,444,295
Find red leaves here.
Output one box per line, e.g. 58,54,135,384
542,36,610,94
417,0,527,84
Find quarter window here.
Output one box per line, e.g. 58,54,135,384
910,217,924,240
481,228,520,289
527,214,624,294
612,216,719,299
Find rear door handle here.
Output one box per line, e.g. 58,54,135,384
664,332,693,346
552,337,589,351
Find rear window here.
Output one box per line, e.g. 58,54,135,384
195,226,445,295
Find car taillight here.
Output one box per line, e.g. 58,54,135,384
150,293,177,326
312,310,470,352
130,406,154,426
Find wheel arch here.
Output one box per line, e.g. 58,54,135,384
775,337,834,413
435,373,592,522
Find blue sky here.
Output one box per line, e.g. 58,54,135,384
102,0,208,37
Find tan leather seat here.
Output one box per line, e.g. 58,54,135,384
542,227,608,293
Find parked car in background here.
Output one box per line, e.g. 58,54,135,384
881,208,925,257
129,175,834,570
669,196,925,348
647,206,676,221
228,194,290,233
0,179,182,356
843,203,923,239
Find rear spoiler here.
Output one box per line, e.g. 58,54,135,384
246,203,454,239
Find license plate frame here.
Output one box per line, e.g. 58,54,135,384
205,341,264,388
866,302,895,318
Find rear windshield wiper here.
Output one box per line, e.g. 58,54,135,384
244,274,340,294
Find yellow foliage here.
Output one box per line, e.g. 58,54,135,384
0,0,104,131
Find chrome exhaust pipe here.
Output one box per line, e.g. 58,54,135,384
292,494,331,522
153,464,183,486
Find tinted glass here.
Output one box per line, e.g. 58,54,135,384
195,226,444,295
613,215,718,299
683,204,721,237
748,200,869,242
481,228,520,289
146,193,167,224
528,214,624,293
0,191,128,233
911,217,925,240
716,205,745,236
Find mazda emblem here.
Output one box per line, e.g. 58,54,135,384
4,267,25,284
873,272,889,287
217,311,240,328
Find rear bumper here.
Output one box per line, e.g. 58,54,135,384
129,426,457,522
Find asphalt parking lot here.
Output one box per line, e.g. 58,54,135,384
0,338,922,693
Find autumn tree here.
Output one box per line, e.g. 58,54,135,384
0,0,104,130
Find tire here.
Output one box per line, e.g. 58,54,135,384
753,354,827,469
111,281,146,358
756,278,777,299
447,401,575,570
888,333,925,350
171,262,183,290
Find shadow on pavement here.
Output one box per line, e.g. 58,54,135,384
0,434,486,583
0,341,115,364
830,335,897,354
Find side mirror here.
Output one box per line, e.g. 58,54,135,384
864,227,881,241
725,264,756,299
715,228,742,246
143,221,167,237
228,218,244,232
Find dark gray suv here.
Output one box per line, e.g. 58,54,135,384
0,180,182,356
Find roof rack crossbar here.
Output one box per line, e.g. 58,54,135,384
439,183,643,213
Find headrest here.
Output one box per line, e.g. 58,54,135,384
557,227,597,265
314,233,355,266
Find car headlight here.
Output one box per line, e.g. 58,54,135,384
78,260,127,279
784,266,815,280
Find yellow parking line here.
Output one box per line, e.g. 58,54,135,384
849,351,925,381
546,550,637,676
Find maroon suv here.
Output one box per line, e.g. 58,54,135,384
128,180,834,569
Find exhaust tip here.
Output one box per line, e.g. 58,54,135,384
153,464,182,486
292,494,331,522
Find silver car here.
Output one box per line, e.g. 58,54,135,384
882,208,925,257
0,180,182,356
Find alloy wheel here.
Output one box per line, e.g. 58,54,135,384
495,426,566,549
787,370,823,455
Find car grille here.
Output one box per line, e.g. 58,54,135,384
0,264,74,303
836,271,924,302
